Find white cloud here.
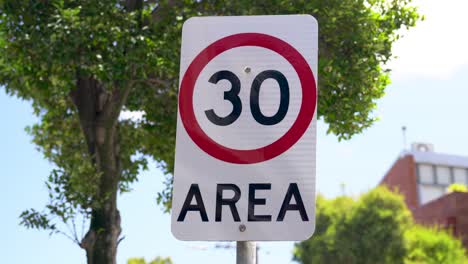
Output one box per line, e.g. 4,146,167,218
389,0,468,79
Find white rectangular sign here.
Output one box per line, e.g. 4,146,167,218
171,15,318,241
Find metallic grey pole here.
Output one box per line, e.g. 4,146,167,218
236,241,256,264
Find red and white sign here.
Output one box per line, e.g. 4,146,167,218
171,15,318,241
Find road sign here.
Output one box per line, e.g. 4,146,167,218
171,15,318,241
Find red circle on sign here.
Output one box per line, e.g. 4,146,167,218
179,33,317,164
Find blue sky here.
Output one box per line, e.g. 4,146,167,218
2,0,468,263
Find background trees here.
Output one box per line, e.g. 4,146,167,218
127,256,173,264
0,0,420,263
447,183,468,193
405,226,467,264
293,187,467,264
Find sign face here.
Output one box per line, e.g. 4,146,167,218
171,15,318,241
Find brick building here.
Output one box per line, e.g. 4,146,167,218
380,143,468,248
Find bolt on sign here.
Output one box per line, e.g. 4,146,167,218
171,15,318,241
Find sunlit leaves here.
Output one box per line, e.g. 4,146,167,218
127,257,173,264
405,226,467,264
293,187,467,264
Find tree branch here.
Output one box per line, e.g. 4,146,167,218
125,0,143,12
150,0,176,25
143,77,172,88
117,235,126,245
56,228,81,246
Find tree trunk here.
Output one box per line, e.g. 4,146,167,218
83,127,121,264
71,77,128,264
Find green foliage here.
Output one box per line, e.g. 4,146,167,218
344,186,412,263
293,195,355,263
294,187,467,264
127,257,173,264
0,0,421,246
175,0,421,139
447,183,468,193
294,187,412,264
19,209,57,231
0,0,178,235
405,225,467,264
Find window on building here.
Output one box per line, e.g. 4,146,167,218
453,168,468,185
418,164,434,184
418,185,445,205
436,166,451,185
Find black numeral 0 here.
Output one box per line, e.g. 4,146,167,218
250,70,289,126
205,70,290,126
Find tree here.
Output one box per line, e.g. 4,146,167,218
293,187,467,264
127,257,173,264
405,226,467,264
447,183,468,193
0,1,420,263
293,195,355,263
294,187,412,264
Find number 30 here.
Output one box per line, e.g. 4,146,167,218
205,70,290,126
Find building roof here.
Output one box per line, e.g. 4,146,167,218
402,150,468,168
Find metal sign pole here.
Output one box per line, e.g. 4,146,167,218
236,241,256,264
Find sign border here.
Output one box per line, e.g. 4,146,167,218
179,33,317,164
